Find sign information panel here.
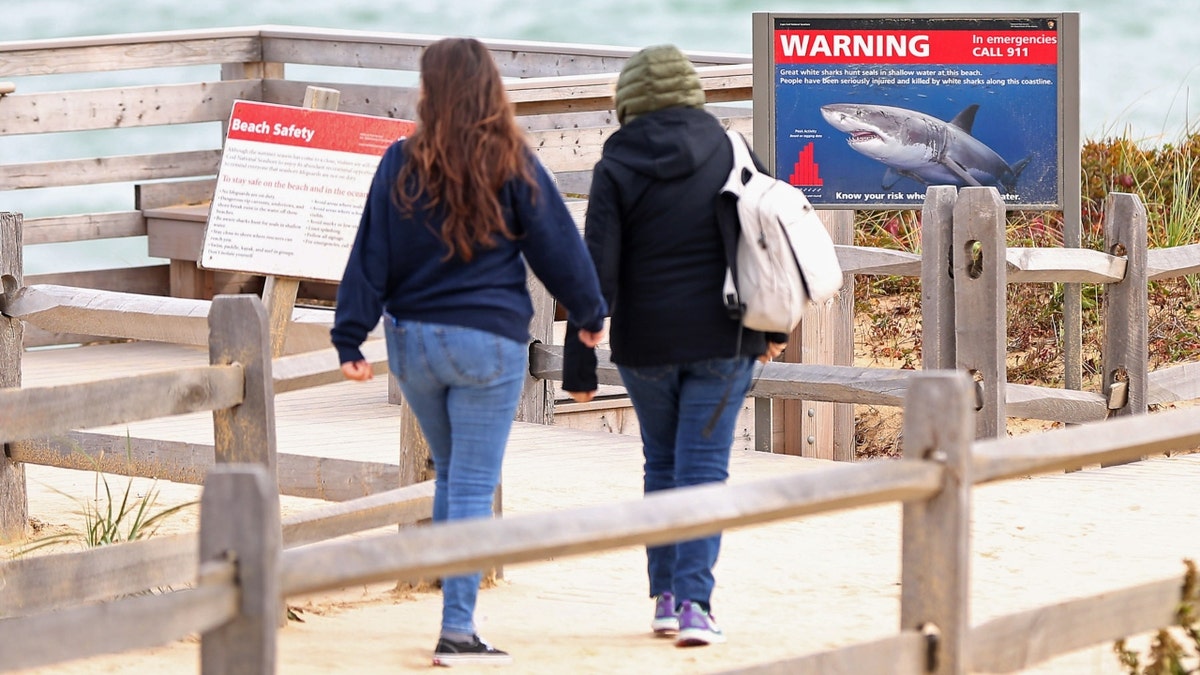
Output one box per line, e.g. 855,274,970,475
200,100,416,281
753,13,1079,210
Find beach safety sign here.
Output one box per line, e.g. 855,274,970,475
200,100,415,281
754,13,1078,209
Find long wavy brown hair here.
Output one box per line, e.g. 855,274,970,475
394,37,537,262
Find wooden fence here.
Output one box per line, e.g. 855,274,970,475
3,331,1198,672
6,26,1200,458
0,25,750,313
533,185,1200,439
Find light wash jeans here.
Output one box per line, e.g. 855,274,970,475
385,319,528,636
617,356,756,611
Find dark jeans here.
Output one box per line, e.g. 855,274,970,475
617,355,756,609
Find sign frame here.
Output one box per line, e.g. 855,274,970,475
751,12,1080,212
199,100,415,282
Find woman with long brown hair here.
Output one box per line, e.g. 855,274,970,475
333,37,607,666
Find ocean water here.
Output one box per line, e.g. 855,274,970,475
5,0,1199,271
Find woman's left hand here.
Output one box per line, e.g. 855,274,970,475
759,341,786,363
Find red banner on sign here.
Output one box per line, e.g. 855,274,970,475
774,30,1058,65
225,101,416,154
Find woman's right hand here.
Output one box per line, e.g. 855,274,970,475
567,390,596,403
341,360,373,381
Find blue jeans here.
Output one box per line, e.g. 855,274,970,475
385,319,528,636
617,356,756,610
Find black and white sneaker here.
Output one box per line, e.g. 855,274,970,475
432,634,512,667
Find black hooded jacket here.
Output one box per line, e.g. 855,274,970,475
562,106,782,393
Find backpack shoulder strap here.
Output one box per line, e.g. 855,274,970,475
722,129,757,196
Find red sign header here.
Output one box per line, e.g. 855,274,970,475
774,30,1058,65
225,101,415,154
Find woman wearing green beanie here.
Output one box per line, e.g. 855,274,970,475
563,44,787,648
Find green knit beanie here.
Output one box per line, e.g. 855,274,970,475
614,44,706,125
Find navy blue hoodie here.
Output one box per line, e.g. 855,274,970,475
332,139,607,364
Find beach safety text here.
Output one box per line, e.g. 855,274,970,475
230,117,316,143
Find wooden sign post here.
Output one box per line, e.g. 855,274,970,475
262,87,340,357
199,90,415,357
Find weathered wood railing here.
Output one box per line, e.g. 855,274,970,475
7,26,1200,458
4,370,1197,673
0,26,750,314
531,186,1200,444
0,294,275,670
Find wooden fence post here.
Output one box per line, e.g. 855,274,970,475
901,370,974,675
517,273,557,426
1101,193,1149,464
789,209,855,461
952,187,1007,438
200,464,280,675
209,295,277,476
0,212,28,542
921,186,958,371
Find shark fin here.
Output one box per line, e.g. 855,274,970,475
942,157,983,187
949,104,981,135
1001,155,1034,193
881,168,904,190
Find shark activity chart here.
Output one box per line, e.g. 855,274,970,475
755,13,1079,209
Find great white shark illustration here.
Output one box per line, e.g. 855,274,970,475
819,103,1031,193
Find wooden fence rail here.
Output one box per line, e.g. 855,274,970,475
0,294,278,672
9,371,1198,673
0,480,434,617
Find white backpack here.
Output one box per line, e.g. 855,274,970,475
720,129,844,333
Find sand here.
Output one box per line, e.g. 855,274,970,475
6,420,1200,674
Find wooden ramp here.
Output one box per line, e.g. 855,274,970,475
13,341,1200,675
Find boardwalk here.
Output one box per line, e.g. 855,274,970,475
12,341,1200,674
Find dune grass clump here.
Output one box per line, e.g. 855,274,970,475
14,440,195,556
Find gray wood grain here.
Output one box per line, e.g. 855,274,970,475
199,466,280,675
969,573,1192,673
208,296,276,473
0,365,244,444
0,575,237,672
279,459,943,596
952,188,1007,438
972,403,1200,483
0,212,27,541
901,372,974,675
921,186,957,371
1101,193,1150,443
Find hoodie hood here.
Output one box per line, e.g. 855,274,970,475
614,44,706,125
600,107,726,181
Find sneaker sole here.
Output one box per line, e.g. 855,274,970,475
651,619,680,635
675,628,726,647
432,654,514,666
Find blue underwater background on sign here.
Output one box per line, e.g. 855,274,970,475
778,63,1060,207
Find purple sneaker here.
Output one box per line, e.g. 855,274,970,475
675,600,726,647
651,592,679,635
